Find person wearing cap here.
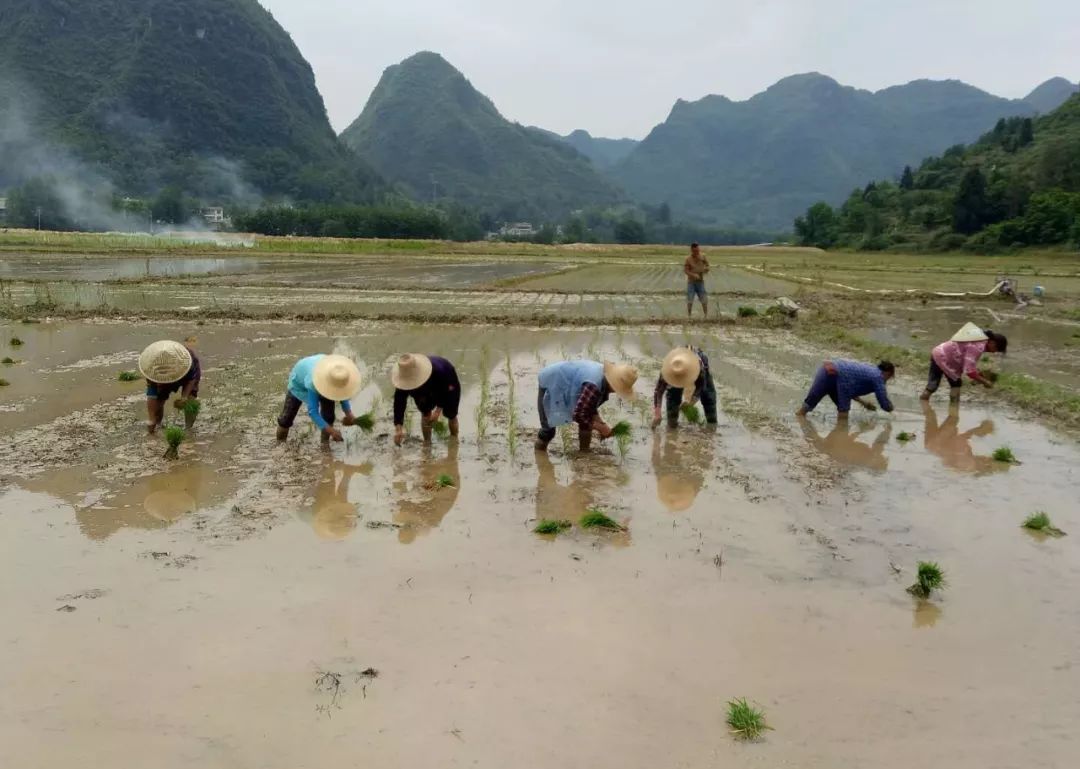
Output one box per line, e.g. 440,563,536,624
796,359,896,420
685,242,710,318
535,360,638,452
276,354,363,444
920,323,1008,403
392,354,461,446
652,347,717,429
139,339,201,434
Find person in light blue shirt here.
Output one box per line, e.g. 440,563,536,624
276,354,363,444
797,359,895,420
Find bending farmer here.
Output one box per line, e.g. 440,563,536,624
920,323,1008,403
652,347,717,428
535,360,638,452
392,354,461,446
140,339,201,434
797,359,895,420
276,354,362,444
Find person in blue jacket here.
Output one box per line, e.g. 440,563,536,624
276,354,363,444
796,359,895,420
535,360,638,452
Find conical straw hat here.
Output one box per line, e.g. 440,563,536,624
951,322,988,343
603,362,638,399
391,354,434,390
661,348,701,391
312,355,362,401
138,341,192,384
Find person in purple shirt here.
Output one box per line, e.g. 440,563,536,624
797,359,896,420
392,354,461,446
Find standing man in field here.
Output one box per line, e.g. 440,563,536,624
652,347,718,428
796,359,896,420
685,242,710,318
535,360,638,452
392,354,461,446
140,339,201,433
920,323,1008,404
276,354,362,445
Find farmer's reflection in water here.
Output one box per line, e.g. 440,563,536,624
309,462,370,541
651,428,715,514
799,418,891,471
393,441,460,544
922,402,1009,476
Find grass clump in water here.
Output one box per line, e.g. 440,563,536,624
0,378,9,387
9,337,24,347
726,698,771,741
117,370,141,382
163,426,185,460
907,561,946,598
534,519,572,535
355,412,375,432
2,357,15,365
1022,512,1066,537
680,403,703,424
992,446,1018,463
896,431,915,442
737,306,759,318
580,507,626,532
435,473,455,489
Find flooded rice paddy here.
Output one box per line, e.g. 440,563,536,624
2,311,1078,768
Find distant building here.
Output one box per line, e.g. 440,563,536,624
201,206,228,228
500,222,536,238
0,196,7,225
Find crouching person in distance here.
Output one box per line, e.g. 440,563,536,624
276,354,362,445
535,360,637,453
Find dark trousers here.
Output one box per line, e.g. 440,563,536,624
925,359,962,393
666,375,718,425
803,367,839,412
277,392,335,429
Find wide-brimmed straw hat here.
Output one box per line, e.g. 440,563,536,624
603,362,638,399
313,355,363,401
661,348,701,391
139,340,192,384
391,353,434,391
951,322,988,343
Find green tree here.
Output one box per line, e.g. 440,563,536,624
952,168,991,234
794,202,840,248
152,186,187,225
7,179,72,230
613,215,646,244
900,165,915,190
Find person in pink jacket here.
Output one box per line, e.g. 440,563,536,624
920,324,1008,403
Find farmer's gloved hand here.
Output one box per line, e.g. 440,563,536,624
342,413,357,427
394,426,405,447
324,426,344,442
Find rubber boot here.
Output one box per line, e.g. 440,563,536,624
276,426,289,442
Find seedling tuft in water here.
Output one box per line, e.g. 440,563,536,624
726,698,771,741
435,473,455,489
356,412,375,432
992,446,1018,464
9,337,23,347
1022,512,1066,537
118,370,141,382
2,357,15,365
431,419,450,439
182,398,201,418
611,420,632,456
681,403,703,424
737,306,759,318
907,561,946,598
163,426,185,460
0,378,9,387
580,507,626,532
534,519,572,535
896,431,915,442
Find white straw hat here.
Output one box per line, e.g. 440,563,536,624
661,348,701,391
139,340,192,384
392,354,434,390
603,362,638,399
313,355,363,401
951,322,989,343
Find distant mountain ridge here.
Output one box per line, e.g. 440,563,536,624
340,52,622,221
561,130,639,170
1024,77,1079,114
611,72,1076,229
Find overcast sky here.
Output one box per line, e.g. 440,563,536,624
260,0,1079,140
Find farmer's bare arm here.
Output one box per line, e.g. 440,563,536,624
592,416,613,439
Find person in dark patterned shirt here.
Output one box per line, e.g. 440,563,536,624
535,360,638,452
392,354,461,446
652,347,717,428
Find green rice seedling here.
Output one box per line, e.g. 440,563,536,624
117,370,141,382
9,337,23,347
992,446,1018,464
896,431,915,442
580,507,626,532
534,519,572,535
737,306,759,318
476,346,491,440
726,698,771,741
611,421,632,437
505,350,518,454
182,398,201,419
355,412,375,432
681,403,703,424
431,419,450,439
0,378,9,387
907,561,946,598
163,426,185,460
434,473,455,489
1022,512,1066,537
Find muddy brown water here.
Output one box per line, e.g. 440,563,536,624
1,319,1078,768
